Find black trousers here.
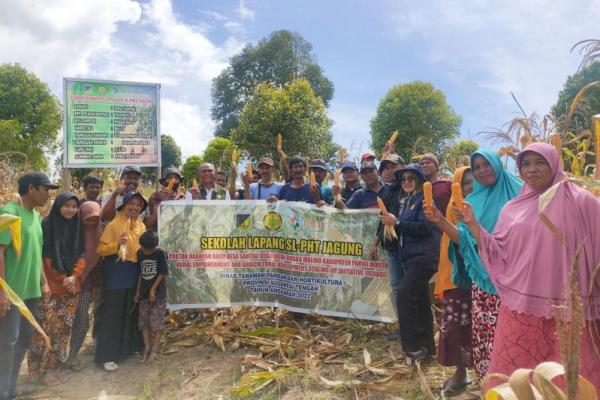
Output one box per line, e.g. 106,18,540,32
396,262,436,354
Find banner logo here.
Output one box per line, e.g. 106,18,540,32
236,213,252,231
263,211,282,231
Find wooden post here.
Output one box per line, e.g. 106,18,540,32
62,168,71,191
593,115,600,179
156,166,161,191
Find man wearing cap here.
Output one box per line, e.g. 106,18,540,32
100,165,144,222
418,153,452,214
309,159,334,205
336,162,389,209
243,157,283,200
185,163,230,200
146,167,185,231
277,155,320,204
334,162,362,203
0,172,57,400
379,154,405,185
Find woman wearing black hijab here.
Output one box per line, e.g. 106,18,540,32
28,192,85,386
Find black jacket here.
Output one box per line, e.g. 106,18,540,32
377,183,403,251
395,191,441,268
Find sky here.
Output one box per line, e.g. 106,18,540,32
1,0,599,161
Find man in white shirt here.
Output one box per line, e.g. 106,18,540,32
185,163,231,200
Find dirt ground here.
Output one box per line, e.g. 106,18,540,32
15,310,482,400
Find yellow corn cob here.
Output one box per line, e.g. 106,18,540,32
334,169,340,185
451,182,464,210
423,182,433,208
166,178,177,192
277,133,283,149
246,162,253,181
231,148,237,164
192,179,199,190
309,171,317,187
377,197,398,241
389,130,398,144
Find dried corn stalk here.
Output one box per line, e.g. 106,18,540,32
333,169,342,204
377,197,397,241
593,115,600,178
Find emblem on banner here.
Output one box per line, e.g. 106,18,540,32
236,213,252,231
263,212,282,231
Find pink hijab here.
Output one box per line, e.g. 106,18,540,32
478,142,600,320
80,201,102,283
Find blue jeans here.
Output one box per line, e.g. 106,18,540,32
0,298,39,400
386,250,402,316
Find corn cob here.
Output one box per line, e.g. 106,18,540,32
377,197,398,241
451,182,464,210
192,179,199,190
423,182,433,208
389,130,398,144
246,162,253,181
231,148,237,164
277,134,283,149
309,171,317,188
166,178,177,192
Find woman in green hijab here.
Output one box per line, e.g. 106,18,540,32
425,150,522,381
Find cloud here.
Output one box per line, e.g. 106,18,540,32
386,0,600,121
0,0,255,164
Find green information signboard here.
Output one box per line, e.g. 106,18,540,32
63,78,160,167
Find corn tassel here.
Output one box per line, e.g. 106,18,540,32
423,182,433,208
377,197,398,241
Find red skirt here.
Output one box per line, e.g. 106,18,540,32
489,303,600,392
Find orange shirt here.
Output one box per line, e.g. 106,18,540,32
43,257,85,295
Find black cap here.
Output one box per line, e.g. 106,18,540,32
159,167,183,186
309,159,328,171
120,165,142,177
341,162,359,172
360,161,378,173
117,192,148,213
18,172,59,189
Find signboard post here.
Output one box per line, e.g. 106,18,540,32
63,78,161,168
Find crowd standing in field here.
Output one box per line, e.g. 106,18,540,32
0,139,599,400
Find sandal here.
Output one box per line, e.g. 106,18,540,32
443,377,472,395
40,371,69,387
65,358,85,372
102,361,119,372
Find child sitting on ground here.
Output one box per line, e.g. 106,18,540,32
134,231,169,363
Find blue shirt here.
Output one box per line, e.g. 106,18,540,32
346,182,389,209
320,184,334,205
249,182,283,200
278,183,318,204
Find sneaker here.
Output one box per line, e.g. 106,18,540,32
102,362,119,372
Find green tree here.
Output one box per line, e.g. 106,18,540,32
231,78,335,161
161,134,182,168
211,30,334,137
0,63,62,170
181,155,203,186
552,62,600,132
202,137,235,171
370,81,462,161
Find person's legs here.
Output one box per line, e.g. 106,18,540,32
0,303,23,400
396,264,421,354
386,250,402,314
9,298,39,395
67,291,91,363
416,268,436,355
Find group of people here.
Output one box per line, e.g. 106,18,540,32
0,140,598,399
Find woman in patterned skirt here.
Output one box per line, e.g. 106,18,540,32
425,151,522,381
28,192,85,385
457,143,600,391
429,166,475,394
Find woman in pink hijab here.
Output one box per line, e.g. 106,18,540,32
456,142,600,390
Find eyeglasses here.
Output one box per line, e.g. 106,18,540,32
401,177,416,183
